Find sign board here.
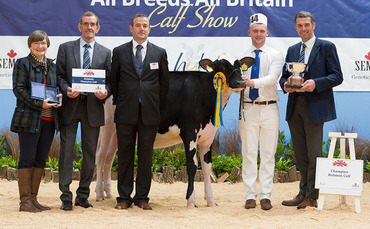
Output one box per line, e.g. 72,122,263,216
315,157,363,192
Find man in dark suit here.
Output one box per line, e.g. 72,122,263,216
57,11,111,211
110,14,169,210
279,11,343,209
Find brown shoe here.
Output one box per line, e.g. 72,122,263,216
282,194,305,206
135,202,152,210
297,198,317,209
260,199,272,210
115,202,131,210
244,199,256,209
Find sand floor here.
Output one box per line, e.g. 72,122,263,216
0,179,369,229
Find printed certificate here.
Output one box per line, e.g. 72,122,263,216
72,69,105,93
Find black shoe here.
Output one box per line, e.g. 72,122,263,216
60,201,73,211
75,198,93,208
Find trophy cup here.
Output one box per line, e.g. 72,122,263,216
286,62,307,88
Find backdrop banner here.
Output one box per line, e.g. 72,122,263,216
1,0,369,90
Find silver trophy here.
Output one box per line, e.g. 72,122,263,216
286,62,307,88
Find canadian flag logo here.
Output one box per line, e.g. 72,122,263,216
7,49,17,58
365,51,370,61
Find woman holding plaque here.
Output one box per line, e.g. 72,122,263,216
10,30,62,212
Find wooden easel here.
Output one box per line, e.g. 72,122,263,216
317,132,361,213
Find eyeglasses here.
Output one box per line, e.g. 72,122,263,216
81,22,97,28
32,42,47,47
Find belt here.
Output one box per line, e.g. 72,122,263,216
244,101,276,105
294,92,305,97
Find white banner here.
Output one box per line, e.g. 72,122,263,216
1,36,369,91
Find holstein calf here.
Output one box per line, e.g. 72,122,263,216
95,56,255,206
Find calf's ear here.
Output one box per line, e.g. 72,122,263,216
240,57,256,71
199,59,214,72
234,59,241,68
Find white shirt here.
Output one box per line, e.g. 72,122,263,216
132,40,148,63
242,44,284,102
80,38,95,69
301,36,316,64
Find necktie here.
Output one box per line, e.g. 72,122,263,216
249,50,261,101
83,44,91,69
136,44,143,65
298,43,306,63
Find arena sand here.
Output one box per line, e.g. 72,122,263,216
0,180,369,228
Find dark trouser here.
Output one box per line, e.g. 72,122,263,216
116,112,158,205
18,120,55,169
59,97,100,202
288,94,323,200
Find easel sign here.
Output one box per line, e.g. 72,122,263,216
316,132,362,213
315,158,363,192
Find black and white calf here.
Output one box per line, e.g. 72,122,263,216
95,56,255,207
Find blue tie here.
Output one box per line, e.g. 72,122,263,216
298,43,306,63
249,50,260,101
83,44,91,69
136,44,143,65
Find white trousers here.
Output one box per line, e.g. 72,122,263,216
239,103,279,201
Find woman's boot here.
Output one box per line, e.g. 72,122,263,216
31,167,51,210
17,168,41,212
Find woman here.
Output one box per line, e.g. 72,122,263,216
10,30,62,212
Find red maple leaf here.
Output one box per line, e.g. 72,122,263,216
7,49,17,58
365,52,370,61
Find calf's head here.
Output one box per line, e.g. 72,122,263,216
199,57,255,92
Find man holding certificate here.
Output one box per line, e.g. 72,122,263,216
56,11,111,211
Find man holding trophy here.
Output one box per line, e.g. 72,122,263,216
239,13,284,210
279,11,343,209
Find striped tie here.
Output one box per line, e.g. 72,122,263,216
298,43,306,63
83,44,91,69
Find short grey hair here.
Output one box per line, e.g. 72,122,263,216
80,11,99,26
28,30,50,48
294,11,315,25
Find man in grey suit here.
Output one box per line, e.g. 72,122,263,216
57,11,111,211
110,14,169,210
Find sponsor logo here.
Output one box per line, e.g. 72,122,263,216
352,51,370,80
83,71,95,76
352,183,360,188
353,51,370,72
0,49,17,69
332,160,347,167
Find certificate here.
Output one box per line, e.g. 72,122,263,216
72,68,105,93
31,82,59,103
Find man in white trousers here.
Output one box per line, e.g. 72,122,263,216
239,13,284,210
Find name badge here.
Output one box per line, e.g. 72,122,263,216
150,62,159,70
